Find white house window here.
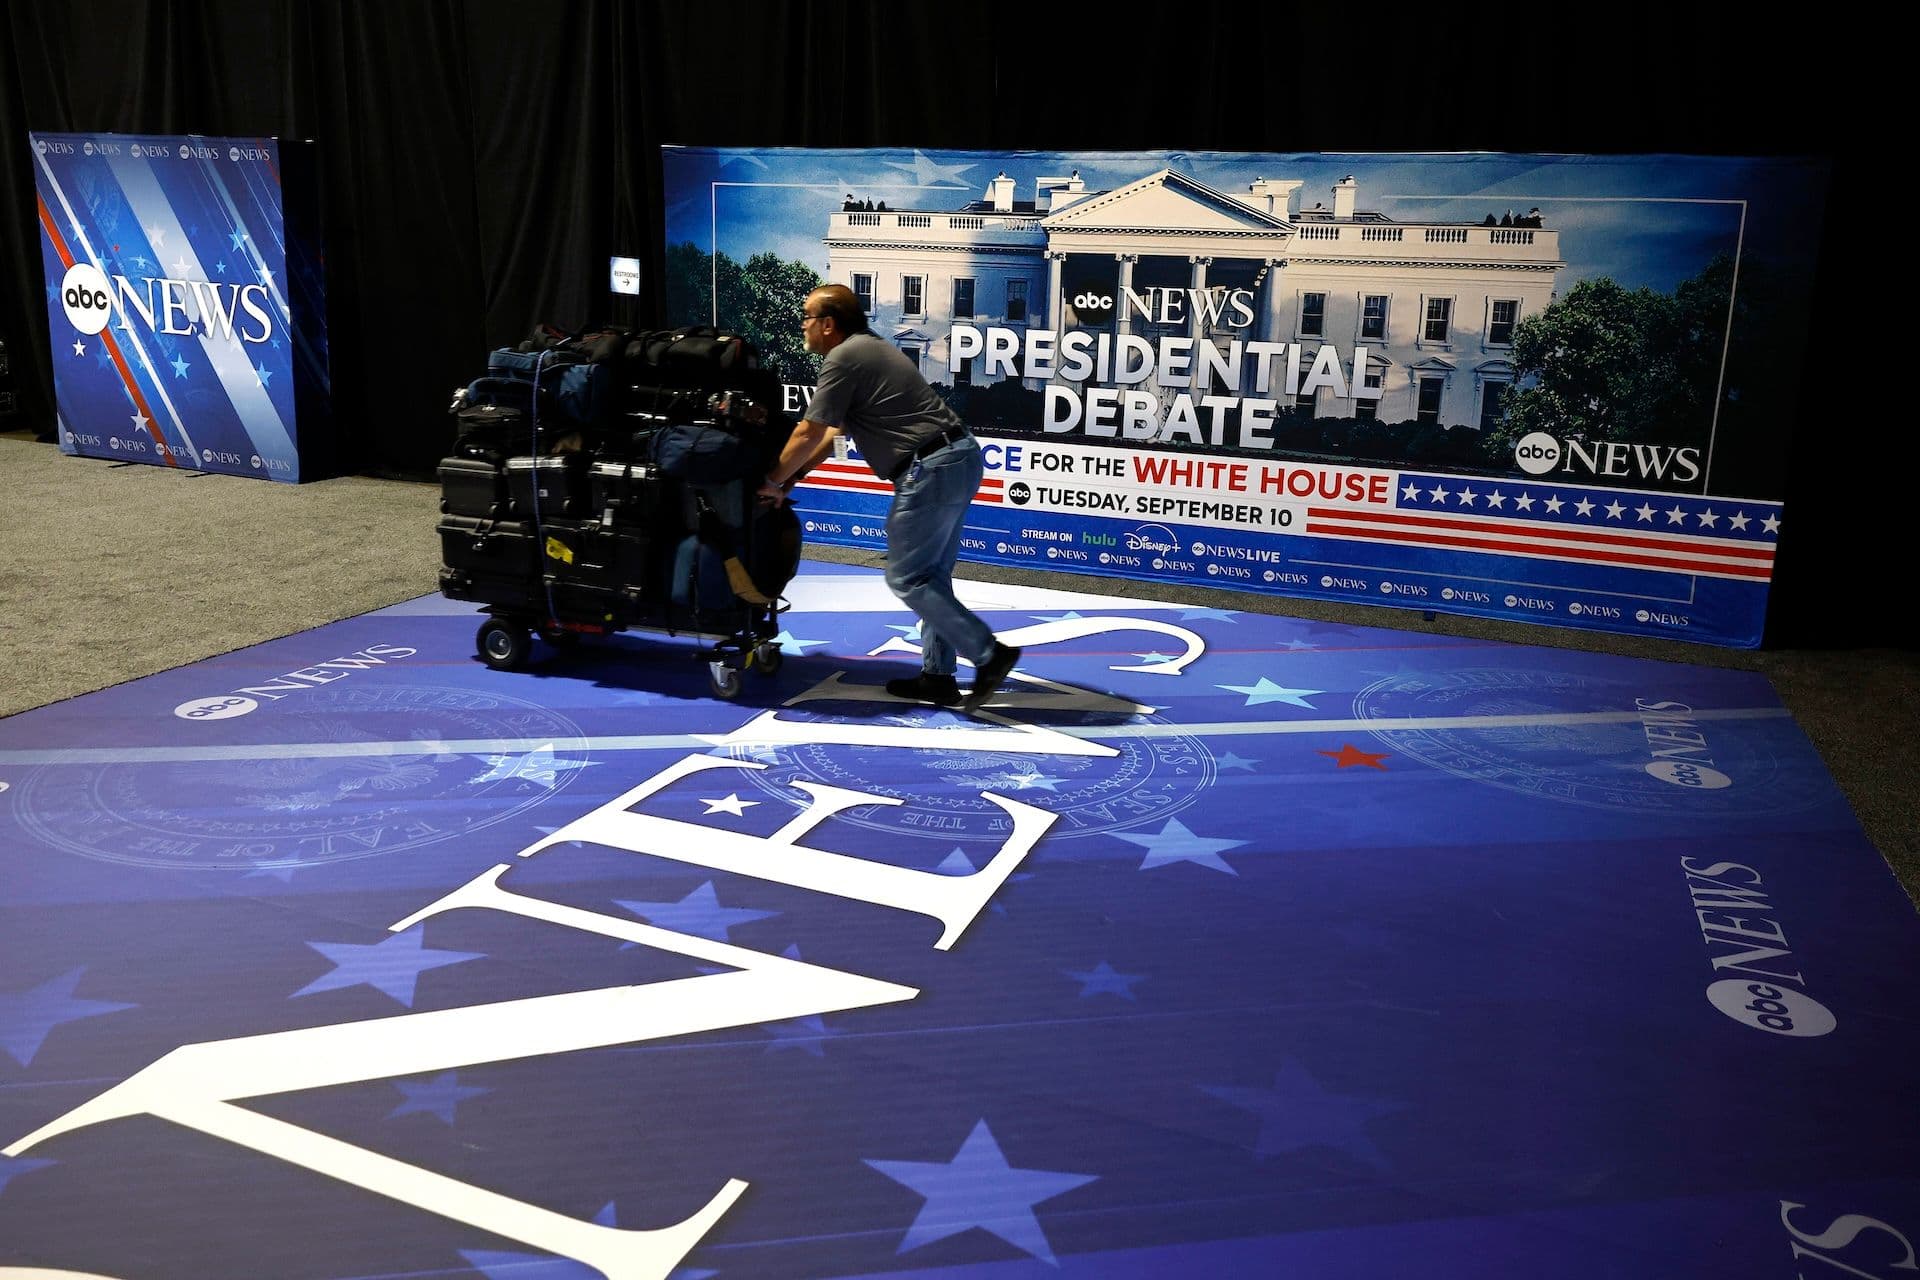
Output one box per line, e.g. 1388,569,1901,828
1423,297,1453,343
954,357,973,387
1360,294,1388,340
1292,389,1316,418
1488,299,1518,346
1354,365,1385,421
902,275,926,318
953,277,975,320
1417,376,1445,425
1006,279,1029,322
852,273,874,315
1479,381,1508,430
1300,292,1326,338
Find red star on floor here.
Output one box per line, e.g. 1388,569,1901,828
1317,744,1390,769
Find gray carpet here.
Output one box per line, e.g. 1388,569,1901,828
4,431,1914,906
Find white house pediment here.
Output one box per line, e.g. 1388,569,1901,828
892,327,932,343
1475,359,1515,377
1410,356,1457,374
1040,168,1290,234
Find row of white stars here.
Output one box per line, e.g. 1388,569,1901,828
1400,482,1780,534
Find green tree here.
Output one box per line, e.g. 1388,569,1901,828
1495,255,1735,457
663,242,821,385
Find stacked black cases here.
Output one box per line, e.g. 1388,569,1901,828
436,323,801,671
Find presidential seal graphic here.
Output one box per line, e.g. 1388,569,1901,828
1351,668,1822,815
13,686,591,869
727,708,1216,845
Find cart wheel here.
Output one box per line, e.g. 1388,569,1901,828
749,642,784,674
708,660,743,699
477,619,532,671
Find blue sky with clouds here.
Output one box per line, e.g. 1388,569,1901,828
663,148,1823,296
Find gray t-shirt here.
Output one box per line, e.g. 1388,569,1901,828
804,333,964,481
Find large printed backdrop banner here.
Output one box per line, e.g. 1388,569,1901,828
29,131,330,482
662,149,1827,649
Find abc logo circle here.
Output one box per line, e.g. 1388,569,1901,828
173,694,259,722
1705,979,1835,1037
61,263,114,335
1635,609,1651,623
1068,285,1115,323
1504,594,1519,607
1206,563,1218,576
996,541,1008,554
1514,431,1562,475
1262,570,1274,582
1644,760,1733,789
1046,546,1058,559
1441,587,1455,600
1007,481,1031,505
83,142,94,155
1568,602,1583,615
229,147,240,161
1100,553,1111,565
1379,582,1392,594
178,144,190,159
129,144,142,157
1320,575,1333,587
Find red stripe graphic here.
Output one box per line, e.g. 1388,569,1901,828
36,192,175,464
1306,505,1775,582
799,461,1005,504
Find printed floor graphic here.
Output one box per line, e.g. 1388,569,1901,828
2,564,1915,1279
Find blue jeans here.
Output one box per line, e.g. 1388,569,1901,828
884,437,994,677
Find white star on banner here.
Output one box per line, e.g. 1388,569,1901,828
1514,492,1535,511
71,339,84,356
1400,483,1422,502
1605,501,1625,520
1762,514,1781,534
1574,498,1594,517
1730,512,1751,531
1428,484,1450,503
1457,488,1477,507
145,223,166,249
1544,495,1564,514
1666,505,1688,525
1485,491,1506,509
1636,503,1656,522
1697,508,1719,528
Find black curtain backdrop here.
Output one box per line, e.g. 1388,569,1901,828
0,1,1879,647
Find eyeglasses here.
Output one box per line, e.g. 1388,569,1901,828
800,310,823,324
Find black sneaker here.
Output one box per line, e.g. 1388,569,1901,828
960,643,1021,714
886,672,961,706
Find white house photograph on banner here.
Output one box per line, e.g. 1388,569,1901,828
661,148,1827,648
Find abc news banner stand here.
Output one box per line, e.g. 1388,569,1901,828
31,132,330,481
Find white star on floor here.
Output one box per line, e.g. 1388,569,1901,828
469,744,597,789
1113,818,1247,875
1217,677,1321,708
700,793,758,816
